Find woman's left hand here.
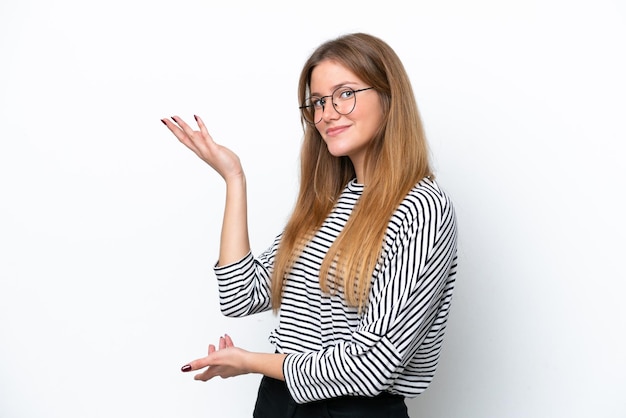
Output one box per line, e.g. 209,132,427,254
181,334,250,381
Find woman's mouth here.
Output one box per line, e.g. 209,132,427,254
326,125,350,137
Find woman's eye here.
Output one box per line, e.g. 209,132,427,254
339,89,354,99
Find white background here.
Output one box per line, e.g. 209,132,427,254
1,0,625,417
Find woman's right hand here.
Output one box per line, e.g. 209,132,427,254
161,115,243,182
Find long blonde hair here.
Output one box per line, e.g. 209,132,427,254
271,33,433,312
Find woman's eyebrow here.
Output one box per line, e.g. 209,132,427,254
309,82,359,97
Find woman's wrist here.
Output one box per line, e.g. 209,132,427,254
224,171,246,188
246,352,287,381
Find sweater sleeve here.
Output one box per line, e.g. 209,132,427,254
282,188,458,403
213,234,281,317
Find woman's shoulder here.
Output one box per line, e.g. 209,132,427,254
407,176,453,202
396,177,455,221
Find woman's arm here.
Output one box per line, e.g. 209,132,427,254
218,172,250,265
161,115,250,265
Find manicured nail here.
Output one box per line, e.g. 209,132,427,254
161,119,167,125
181,364,192,372
194,115,198,121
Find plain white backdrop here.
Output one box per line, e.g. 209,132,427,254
1,0,624,417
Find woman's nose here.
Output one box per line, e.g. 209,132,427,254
321,101,340,122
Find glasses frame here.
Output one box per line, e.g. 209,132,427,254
299,86,374,125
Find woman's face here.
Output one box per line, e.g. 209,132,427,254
309,59,384,179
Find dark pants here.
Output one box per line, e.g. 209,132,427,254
252,376,410,418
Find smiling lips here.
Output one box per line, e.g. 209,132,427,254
325,125,350,136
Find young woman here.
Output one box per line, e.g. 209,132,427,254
162,32,458,418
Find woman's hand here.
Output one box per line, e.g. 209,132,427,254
161,115,243,182
181,335,287,381
181,334,250,381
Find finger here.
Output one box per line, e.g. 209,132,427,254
208,344,216,354
193,114,213,140
181,348,225,372
160,118,184,136
189,115,220,156
171,115,200,139
223,334,234,347
194,368,218,382
219,336,226,350
171,115,217,158
161,116,188,134
181,356,210,372
161,117,202,155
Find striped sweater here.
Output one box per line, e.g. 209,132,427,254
214,177,458,404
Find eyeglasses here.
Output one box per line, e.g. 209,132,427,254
299,86,374,125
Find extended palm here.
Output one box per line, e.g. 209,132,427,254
162,115,243,181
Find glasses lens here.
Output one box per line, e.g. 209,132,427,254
301,98,320,124
332,87,357,115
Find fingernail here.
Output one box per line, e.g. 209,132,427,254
181,364,192,372
194,115,198,121
160,119,167,125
